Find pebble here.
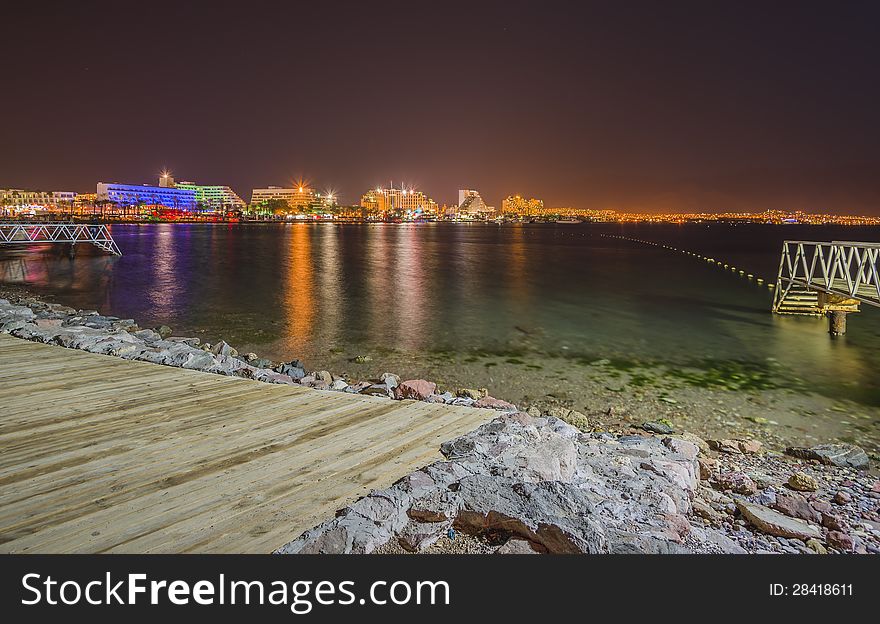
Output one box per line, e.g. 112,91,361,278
826,531,855,552
834,491,852,505
788,472,819,492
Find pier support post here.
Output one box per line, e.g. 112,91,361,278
68,242,76,259
828,310,848,336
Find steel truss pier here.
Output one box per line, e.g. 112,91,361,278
773,240,880,334
0,222,121,255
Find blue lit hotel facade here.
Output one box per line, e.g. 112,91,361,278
95,175,245,211
96,181,197,210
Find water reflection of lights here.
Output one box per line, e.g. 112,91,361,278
0,249,117,298
366,224,393,341
394,225,426,351
317,224,341,348
768,313,870,397
506,224,529,305
148,224,183,318
283,224,315,354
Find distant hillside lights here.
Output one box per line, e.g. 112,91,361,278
502,195,544,217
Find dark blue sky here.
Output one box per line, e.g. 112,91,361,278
2,0,879,213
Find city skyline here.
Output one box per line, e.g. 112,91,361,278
3,2,880,214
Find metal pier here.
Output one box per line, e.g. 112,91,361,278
0,221,121,255
772,240,880,334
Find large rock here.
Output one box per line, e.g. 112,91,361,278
457,388,486,400
277,414,720,555
211,340,238,357
709,439,762,454
788,472,819,492
132,328,162,343
735,500,822,540
772,492,821,523
453,476,608,554
379,373,400,389
274,360,306,380
785,444,870,470
313,370,333,385
473,396,517,411
712,472,758,495
640,421,674,434
361,384,393,397
0,300,36,322
165,336,201,347
394,379,437,401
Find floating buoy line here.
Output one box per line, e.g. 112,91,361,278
600,234,775,290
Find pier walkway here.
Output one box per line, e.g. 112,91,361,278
0,222,121,255
773,240,880,334
773,241,880,310
0,335,492,553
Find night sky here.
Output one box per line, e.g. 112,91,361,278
3,1,879,213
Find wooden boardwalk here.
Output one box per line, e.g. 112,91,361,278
0,334,493,553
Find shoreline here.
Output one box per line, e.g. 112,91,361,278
6,278,878,458
4,216,880,226
1,286,878,554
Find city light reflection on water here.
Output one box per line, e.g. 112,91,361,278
2,222,879,408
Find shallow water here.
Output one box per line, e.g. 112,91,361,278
3,222,880,447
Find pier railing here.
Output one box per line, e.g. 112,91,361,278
773,240,880,312
0,222,121,255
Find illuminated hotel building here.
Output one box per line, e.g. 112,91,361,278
97,180,197,210
250,186,337,212
360,186,438,218
457,189,494,218
0,189,76,213
175,181,246,209
502,195,544,216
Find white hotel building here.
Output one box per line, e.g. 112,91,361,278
0,189,77,214
250,186,337,211
175,182,246,210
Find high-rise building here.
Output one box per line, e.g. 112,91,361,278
158,171,175,188
502,195,544,216
250,186,337,213
457,189,494,218
96,180,197,210
360,186,438,218
175,181,245,210
97,175,244,211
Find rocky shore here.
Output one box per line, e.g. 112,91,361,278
1,289,877,554
278,413,879,554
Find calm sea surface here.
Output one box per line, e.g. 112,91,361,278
3,222,880,412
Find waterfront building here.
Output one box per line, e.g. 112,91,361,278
457,189,495,218
250,186,337,214
96,180,197,210
501,195,544,217
73,193,97,214
360,186,438,219
0,188,77,214
175,181,246,210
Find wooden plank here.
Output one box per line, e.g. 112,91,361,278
0,334,492,553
